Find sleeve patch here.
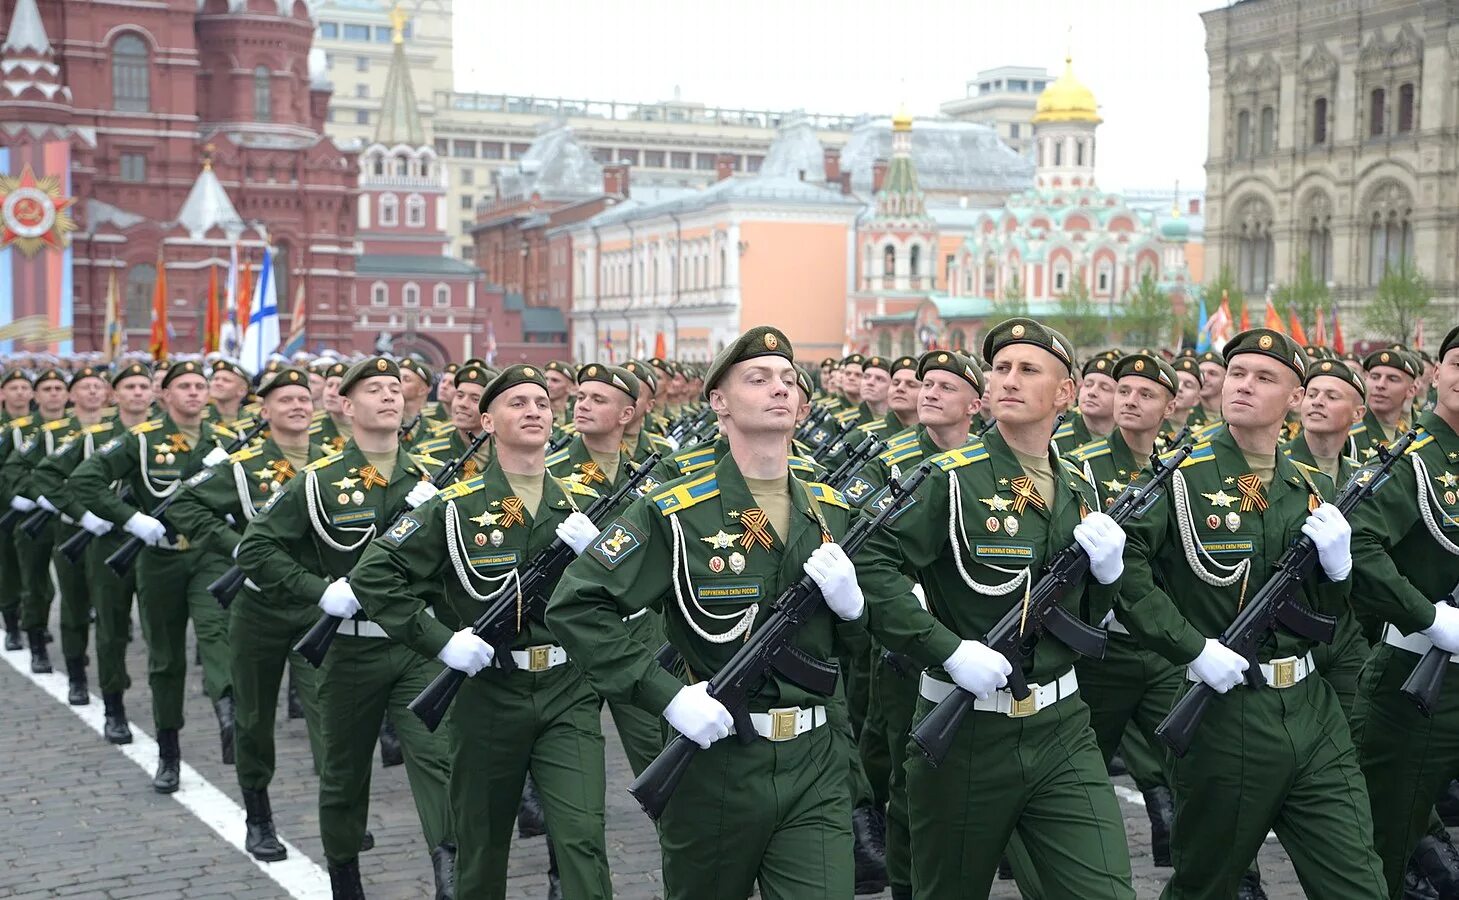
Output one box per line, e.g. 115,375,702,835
867,485,917,521
588,518,645,570
844,476,875,505
185,469,214,488
383,515,422,545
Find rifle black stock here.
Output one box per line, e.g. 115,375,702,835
407,452,662,730
1401,583,1459,716
911,442,1193,767
1155,430,1417,757
57,485,134,562
627,462,933,821
824,435,883,492
19,506,52,538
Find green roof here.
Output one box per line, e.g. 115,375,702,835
521,307,566,334
354,254,480,277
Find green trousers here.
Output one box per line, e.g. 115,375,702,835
873,656,920,893
660,719,853,900
230,591,324,791
39,525,93,663
1075,631,1182,789
135,547,232,730
87,532,135,694
609,610,670,777
316,634,453,865
857,644,893,808
906,685,1133,900
0,529,19,617
451,662,610,900
1164,673,1386,899
15,527,54,631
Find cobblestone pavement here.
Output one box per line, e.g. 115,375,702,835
1,605,1310,899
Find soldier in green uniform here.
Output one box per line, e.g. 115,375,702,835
1350,348,1420,461
543,359,577,433
621,360,675,459
1061,355,1118,451
68,359,240,790
1118,328,1387,899
414,362,492,475
168,366,333,863
1189,349,1227,429
206,359,252,425
236,357,455,899
854,319,1134,899
1166,356,1203,437
0,368,34,650
398,357,437,449
551,327,867,900
313,361,352,454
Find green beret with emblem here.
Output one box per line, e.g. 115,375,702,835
623,359,658,394
339,356,400,397
578,363,639,402
1441,325,1459,361
795,366,815,400
68,365,108,388
820,357,837,369
454,362,492,388
917,349,983,393
1,368,31,387
1081,355,1116,379
890,355,918,375
160,359,205,388
1197,349,1225,367
841,352,866,368
111,361,151,387
1177,347,1197,359
257,365,310,397
981,317,1075,375
443,362,460,376
1362,347,1420,379
1112,353,1178,396
863,355,891,373
543,360,577,382
1172,356,1203,384
155,359,171,372
35,367,66,387
397,357,433,385
480,363,548,412
324,361,348,380
308,357,334,374
1222,328,1308,381
262,359,285,375
1305,357,1366,400
702,325,794,399
211,359,250,381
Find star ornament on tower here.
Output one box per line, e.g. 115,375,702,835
0,165,77,257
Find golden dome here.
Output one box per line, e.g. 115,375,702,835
891,102,913,133
1033,55,1101,125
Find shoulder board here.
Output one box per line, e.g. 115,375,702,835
84,422,112,435
1407,428,1434,454
879,442,924,466
672,445,717,469
307,422,324,435
885,429,919,447
429,420,455,435
806,482,848,510
1280,446,1294,458
213,424,238,440
787,455,817,473
131,418,164,435
229,446,263,464
833,408,861,424
1172,441,1215,467
1060,458,1093,484
931,441,989,472
9,415,33,429
1289,459,1320,475
1348,420,1368,436
1052,420,1076,440
814,397,841,408
304,453,346,473
648,434,673,450
544,448,572,468
855,420,883,434
42,418,72,432
560,478,599,499
414,438,452,455
1068,439,1111,463
652,472,720,515
410,451,445,468
440,475,484,500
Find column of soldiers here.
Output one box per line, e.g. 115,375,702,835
1,317,1457,900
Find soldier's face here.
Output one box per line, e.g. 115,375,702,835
573,384,633,437
544,371,574,403
341,376,403,431
308,372,325,405
452,382,484,431
888,371,921,414
987,345,1075,426
164,373,210,418
1435,348,1459,418
400,368,429,404
261,385,314,436
1222,356,1301,429
1300,377,1365,438
483,384,550,450
1198,363,1226,404
1365,366,1418,417
323,377,343,415
70,377,108,414
35,379,67,415
709,358,797,436
114,375,152,416
209,370,248,404
1078,372,1117,418
917,371,978,428
1114,376,1176,433
861,368,890,405
439,379,457,407
2,379,32,411
841,364,863,402
1174,372,1202,412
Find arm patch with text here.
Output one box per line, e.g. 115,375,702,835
588,518,645,570
382,515,422,546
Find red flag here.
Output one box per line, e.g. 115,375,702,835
149,249,169,361
1263,297,1286,334
1239,303,1251,332
203,265,220,354
236,256,253,340
1313,306,1328,347
653,331,667,360
1288,309,1309,346
1415,319,1426,354
1332,310,1346,355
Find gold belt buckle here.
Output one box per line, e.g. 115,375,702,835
1008,691,1038,718
527,645,551,672
770,708,798,741
1271,658,1297,688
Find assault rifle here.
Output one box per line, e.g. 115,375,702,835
823,434,884,492
794,406,832,445
628,462,933,821
912,441,1193,766
546,431,574,455
666,407,714,448
57,486,134,563
1401,578,1459,716
1155,430,1417,757
809,418,857,465
407,452,662,730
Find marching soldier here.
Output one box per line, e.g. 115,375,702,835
1351,348,1420,461
207,359,252,425
621,360,675,459
236,357,455,899
1166,357,1204,436
314,361,352,453
68,360,239,790
398,358,437,448
543,360,577,431
414,362,492,471
551,327,866,899
1118,328,1387,898
1062,355,1118,450
1190,349,1227,429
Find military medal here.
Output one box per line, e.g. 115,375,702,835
165,452,176,465
1004,516,1019,537
1202,490,1237,508
337,492,350,505
728,552,746,574
1207,514,1221,530
737,508,774,552
351,490,365,505
985,516,1000,533
1234,474,1268,513
1446,491,1457,506
154,453,166,464
701,530,740,550
498,497,526,529
1437,471,1458,489
1008,476,1046,514
708,556,725,573
979,495,1013,512
357,465,388,490
474,533,487,547
490,529,504,547
1225,512,1241,532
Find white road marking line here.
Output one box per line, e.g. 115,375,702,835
0,629,331,899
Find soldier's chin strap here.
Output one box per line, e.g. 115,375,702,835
668,513,756,644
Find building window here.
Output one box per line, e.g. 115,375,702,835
1369,211,1413,285
1009,123,1020,139
112,34,150,112
406,194,425,227
1053,261,1069,293
983,253,996,296
253,66,272,122
1397,82,1415,133
670,152,691,169
354,84,369,99
1235,109,1251,158
480,142,503,159
320,22,338,38
460,194,474,211
1235,198,1275,294
461,244,476,261
434,284,450,307
1053,140,1063,166
371,283,387,306
403,283,420,307
510,143,530,158
694,154,716,171
944,254,955,286
355,110,369,125
124,263,156,328
380,193,398,226
1259,106,1275,154
374,26,393,42
1370,87,1386,137
883,245,896,277
1308,220,1334,284
1312,97,1328,145
1075,140,1085,166
453,140,477,158
643,150,665,168
746,155,764,173
1096,260,1112,293
355,56,369,72
344,24,370,41
120,153,147,183
617,149,641,166
909,244,921,278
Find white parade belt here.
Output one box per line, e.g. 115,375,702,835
737,705,828,742
337,607,434,640
919,669,1078,718
1382,624,1459,663
1186,651,1315,689
493,643,569,672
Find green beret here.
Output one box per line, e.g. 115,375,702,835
702,325,794,399
917,349,983,393
841,353,866,368
211,359,250,381
1172,357,1203,384
339,356,400,397
1362,348,1420,379
324,361,348,380
623,360,658,394
890,355,918,375
160,359,205,388
1341,351,1362,363
398,357,433,385
578,363,639,402
1196,350,1225,368
863,355,891,373
480,363,548,412
820,357,837,369
1222,328,1308,381
34,367,66,388
795,366,815,400
649,357,672,375
543,360,577,382
1441,325,1459,361
258,366,310,397
1,369,31,387
1112,353,1178,396
262,359,285,376
1305,357,1366,400
155,359,171,372
1177,347,1197,359
981,317,1075,375
111,361,151,387
1081,356,1116,379
68,365,108,388
454,362,492,388
308,358,333,374
443,362,461,376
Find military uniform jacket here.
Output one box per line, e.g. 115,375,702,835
0,413,49,504
821,409,909,471
1348,408,1410,463
854,427,1115,684
548,453,855,717
311,412,351,455
1117,424,1344,667
414,429,489,482
236,441,439,607
2,413,79,502
843,426,935,510
31,418,130,519
1281,435,1358,488
352,461,598,662
1066,429,1152,511
68,414,235,530
648,436,827,488
1349,412,1459,636
547,435,629,491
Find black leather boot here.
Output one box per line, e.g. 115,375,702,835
360,830,375,852
2,610,20,650
153,728,181,793
1107,750,1129,777
287,675,304,720
1237,870,1269,900
1441,780,1459,828
27,628,51,674
517,774,546,838
328,858,366,900
546,838,561,900
852,804,888,894
102,692,133,744
378,717,403,768
242,788,288,861
431,843,456,900
997,854,1014,879
1415,831,1459,899
65,657,89,705
1407,859,1442,900
1144,784,1174,867
215,694,236,765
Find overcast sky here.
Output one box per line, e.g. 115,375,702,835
454,0,1221,194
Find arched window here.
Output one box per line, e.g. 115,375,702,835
1366,182,1415,285
405,194,425,228
1397,82,1416,133
379,193,398,226
1235,197,1275,294
253,66,272,122
124,263,156,328
909,244,921,278
434,284,450,307
1259,106,1275,154
1053,141,1063,166
719,247,727,285
371,282,387,306
1053,260,1069,293
1312,97,1328,145
1369,87,1386,137
1075,140,1085,167
883,244,896,277
1303,192,1335,285
1235,110,1252,158
403,283,420,307
113,35,150,111
982,253,996,296
1096,259,1113,293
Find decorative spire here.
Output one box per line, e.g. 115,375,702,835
1,0,70,107
875,108,928,221
176,157,245,240
390,3,408,45
374,8,424,146
2,0,50,55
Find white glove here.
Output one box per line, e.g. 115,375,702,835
405,480,439,509
555,511,599,555
1301,503,1352,582
318,577,361,618
1073,511,1126,585
804,542,865,621
663,435,681,452
123,512,167,546
36,495,57,514
9,496,36,512
942,640,1012,700
662,682,734,749
1189,638,1250,693
1423,604,1459,655
202,446,231,467
79,511,113,536
436,628,495,675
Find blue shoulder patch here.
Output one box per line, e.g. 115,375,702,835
589,518,645,570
